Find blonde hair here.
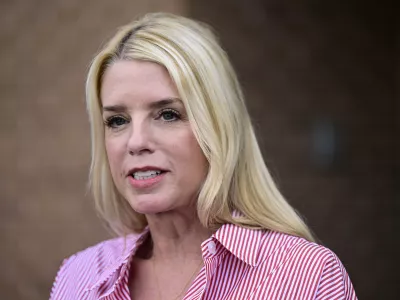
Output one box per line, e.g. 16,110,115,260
86,13,315,241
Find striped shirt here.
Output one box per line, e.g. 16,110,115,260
51,223,357,299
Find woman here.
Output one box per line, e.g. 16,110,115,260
51,13,357,300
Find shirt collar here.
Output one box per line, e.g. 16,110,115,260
207,223,266,267
85,228,150,296
85,220,271,296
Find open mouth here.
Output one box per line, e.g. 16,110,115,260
130,170,165,180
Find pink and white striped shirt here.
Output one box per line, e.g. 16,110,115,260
51,223,357,299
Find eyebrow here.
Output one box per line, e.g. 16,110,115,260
102,98,183,113
102,104,127,113
149,98,182,110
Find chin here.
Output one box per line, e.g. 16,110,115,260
127,194,172,215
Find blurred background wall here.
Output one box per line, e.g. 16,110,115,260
1,0,396,299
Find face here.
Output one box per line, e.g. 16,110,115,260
101,60,208,215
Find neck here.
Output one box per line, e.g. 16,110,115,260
145,209,213,263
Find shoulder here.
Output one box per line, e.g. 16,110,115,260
258,231,357,299
259,230,341,267
56,235,131,275
50,234,141,299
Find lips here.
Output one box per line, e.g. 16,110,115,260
127,166,168,189
127,166,168,177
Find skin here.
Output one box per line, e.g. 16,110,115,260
101,60,212,299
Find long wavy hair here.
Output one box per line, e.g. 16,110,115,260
85,13,314,241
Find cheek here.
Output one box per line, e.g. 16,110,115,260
177,131,208,174
105,138,124,174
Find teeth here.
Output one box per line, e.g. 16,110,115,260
133,170,161,180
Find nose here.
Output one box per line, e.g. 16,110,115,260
127,118,153,156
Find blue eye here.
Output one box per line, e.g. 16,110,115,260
158,109,180,122
104,116,128,128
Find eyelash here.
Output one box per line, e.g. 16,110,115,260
103,108,181,129
155,108,181,122
104,116,128,129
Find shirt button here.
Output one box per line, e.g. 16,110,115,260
208,241,216,254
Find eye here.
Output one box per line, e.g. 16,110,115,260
104,115,129,129
157,109,181,122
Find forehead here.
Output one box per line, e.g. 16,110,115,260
100,60,180,107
